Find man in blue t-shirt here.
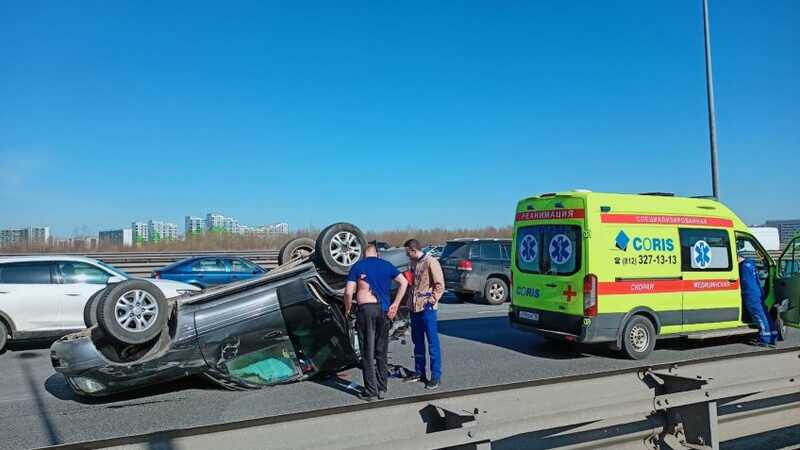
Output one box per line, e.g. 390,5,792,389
344,244,408,401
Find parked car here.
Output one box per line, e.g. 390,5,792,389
423,245,444,258
50,223,411,397
153,256,269,288
440,238,512,305
0,256,199,353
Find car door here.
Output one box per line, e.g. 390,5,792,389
776,236,800,328
277,279,359,374
227,258,262,283
0,262,62,331
501,243,512,277
196,283,301,386
54,261,111,329
679,228,741,332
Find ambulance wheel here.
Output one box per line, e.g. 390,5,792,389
484,278,509,305
621,316,656,360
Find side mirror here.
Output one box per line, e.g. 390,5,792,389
107,276,124,284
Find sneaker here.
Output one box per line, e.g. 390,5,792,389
425,379,440,390
378,390,386,400
403,373,424,383
357,392,377,402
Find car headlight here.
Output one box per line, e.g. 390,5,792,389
70,376,105,394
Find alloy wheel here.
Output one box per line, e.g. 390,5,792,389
114,289,159,332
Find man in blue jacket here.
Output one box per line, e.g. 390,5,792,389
738,247,776,347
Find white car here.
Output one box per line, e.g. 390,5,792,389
0,255,199,352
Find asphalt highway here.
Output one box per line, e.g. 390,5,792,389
1,295,798,450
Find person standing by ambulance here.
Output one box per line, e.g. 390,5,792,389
737,246,776,347
403,239,445,389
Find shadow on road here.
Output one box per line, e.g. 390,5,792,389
21,355,63,445
314,371,364,397
437,316,591,360
44,373,220,405
438,316,761,360
6,337,61,352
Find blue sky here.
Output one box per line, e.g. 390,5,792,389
1,1,797,236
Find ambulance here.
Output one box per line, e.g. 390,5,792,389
509,191,800,359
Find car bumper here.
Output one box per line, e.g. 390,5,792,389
508,305,620,344
445,272,484,294
50,330,205,397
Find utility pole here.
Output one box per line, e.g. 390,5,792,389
702,0,720,199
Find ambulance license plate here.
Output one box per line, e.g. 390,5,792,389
519,311,539,322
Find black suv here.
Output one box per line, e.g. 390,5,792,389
440,238,512,304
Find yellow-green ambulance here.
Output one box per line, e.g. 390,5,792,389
509,191,800,359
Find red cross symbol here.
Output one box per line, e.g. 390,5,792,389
563,285,577,302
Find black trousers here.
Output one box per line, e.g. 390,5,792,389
356,303,389,396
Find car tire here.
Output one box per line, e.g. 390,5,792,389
278,237,316,265
314,223,367,276
454,292,474,302
83,288,107,328
0,321,8,354
96,280,169,345
621,315,656,360
483,278,509,305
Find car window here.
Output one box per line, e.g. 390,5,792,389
192,258,227,272
469,245,482,259
479,243,502,259
283,299,358,373
516,225,582,276
223,340,301,386
779,238,800,278
59,262,111,284
230,258,258,273
502,243,512,259
679,228,731,272
441,242,466,259
0,263,53,284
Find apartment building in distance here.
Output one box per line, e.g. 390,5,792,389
0,226,50,247
99,229,133,247
185,216,206,236
763,219,800,248
131,220,178,243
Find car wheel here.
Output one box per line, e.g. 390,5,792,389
83,288,109,328
454,292,474,302
621,315,656,360
314,223,367,276
484,278,509,305
278,237,316,265
0,321,8,354
96,280,169,345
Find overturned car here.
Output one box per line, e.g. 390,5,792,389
51,223,409,397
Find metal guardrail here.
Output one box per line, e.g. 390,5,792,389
0,250,280,277
43,347,800,450
0,248,788,278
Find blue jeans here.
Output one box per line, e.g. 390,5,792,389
410,306,442,381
